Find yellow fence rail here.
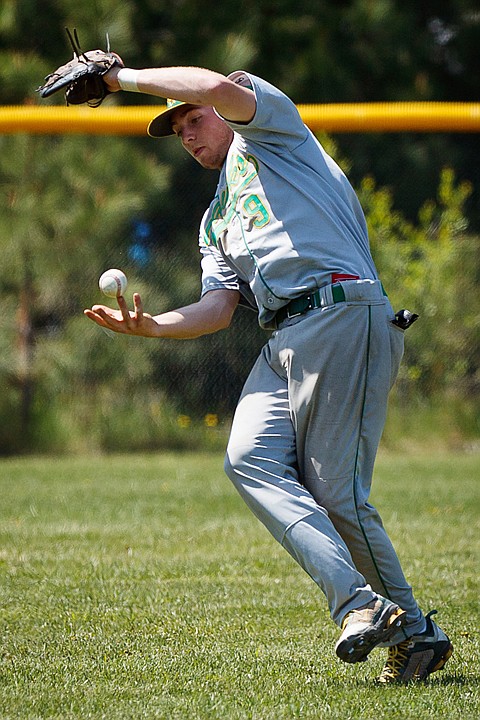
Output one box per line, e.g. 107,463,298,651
0,102,479,135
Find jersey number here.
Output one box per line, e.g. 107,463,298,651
243,194,270,228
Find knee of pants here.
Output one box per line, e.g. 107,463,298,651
224,448,274,531
224,447,246,491
224,442,288,493
224,445,282,513
224,451,235,480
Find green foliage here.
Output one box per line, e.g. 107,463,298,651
0,129,478,453
360,167,479,401
0,451,478,718
0,1,479,453
0,133,170,453
2,0,480,223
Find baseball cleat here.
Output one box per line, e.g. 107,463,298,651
377,609,453,684
335,597,407,664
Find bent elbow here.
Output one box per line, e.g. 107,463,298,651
197,289,240,335
213,306,236,332
206,76,232,100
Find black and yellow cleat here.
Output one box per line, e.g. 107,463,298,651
377,610,453,684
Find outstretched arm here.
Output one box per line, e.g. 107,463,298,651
105,62,256,124
84,288,241,339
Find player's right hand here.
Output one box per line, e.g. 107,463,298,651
84,292,160,337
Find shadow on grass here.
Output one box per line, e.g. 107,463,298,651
347,672,479,688
434,673,480,686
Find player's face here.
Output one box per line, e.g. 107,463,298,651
171,106,234,170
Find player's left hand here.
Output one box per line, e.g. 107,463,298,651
37,28,123,107
102,53,124,92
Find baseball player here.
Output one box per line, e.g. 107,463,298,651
85,62,453,683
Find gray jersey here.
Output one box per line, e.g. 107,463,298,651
199,71,379,327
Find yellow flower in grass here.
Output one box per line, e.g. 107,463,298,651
204,413,219,428
150,401,162,418
177,415,191,428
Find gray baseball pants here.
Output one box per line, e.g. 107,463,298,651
224,280,425,641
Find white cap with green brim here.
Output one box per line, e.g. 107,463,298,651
148,99,195,138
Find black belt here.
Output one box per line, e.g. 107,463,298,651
275,284,347,326
274,281,389,327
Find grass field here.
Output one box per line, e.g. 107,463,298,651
0,450,478,719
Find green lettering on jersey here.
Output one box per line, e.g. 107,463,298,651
243,194,270,228
203,199,224,248
202,152,269,246
227,153,258,187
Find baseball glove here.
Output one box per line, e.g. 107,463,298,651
37,28,121,108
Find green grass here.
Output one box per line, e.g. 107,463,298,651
0,450,479,719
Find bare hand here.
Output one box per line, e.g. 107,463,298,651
84,293,160,337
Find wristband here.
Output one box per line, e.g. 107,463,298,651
117,68,141,92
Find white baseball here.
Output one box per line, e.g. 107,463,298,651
99,269,128,298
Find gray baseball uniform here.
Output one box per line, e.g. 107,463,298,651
199,72,425,638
